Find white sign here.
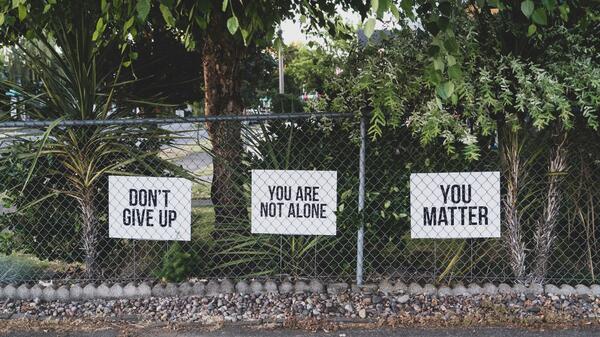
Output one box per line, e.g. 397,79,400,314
251,170,337,235
410,171,501,239
109,176,191,241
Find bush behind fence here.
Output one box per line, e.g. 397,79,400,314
0,113,598,285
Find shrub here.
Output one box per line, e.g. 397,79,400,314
156,242,193,282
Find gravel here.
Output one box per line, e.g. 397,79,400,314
2,289,600,326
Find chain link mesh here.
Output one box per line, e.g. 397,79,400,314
0,113,597,286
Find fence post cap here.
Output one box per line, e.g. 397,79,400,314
16,284,30,300
408,283,423,295
279,281,294,294
235,280,250,294
152,283,166,297
308,279,324,294
326,282,348,295
192,282,206,296
250,280,265,294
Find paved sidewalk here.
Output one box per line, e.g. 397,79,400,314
3,326,600,337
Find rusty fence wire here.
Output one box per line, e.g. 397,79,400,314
0,112,598,286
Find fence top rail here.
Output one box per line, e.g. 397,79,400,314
0,112,353,128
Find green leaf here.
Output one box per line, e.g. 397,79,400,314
532,8,547,25
123,16,135,32
11,0,23,9
376,0,388,18
446,55,456,66
390,3,400,20
240,28,250,45
222,0,229,12
364,17,376,38
136,0,151,20
436,81,455,100
92,17,104,41
400,0,413,15
159,4,176,26
195,15,207,29
17,3,26,21
527,23,537,36
558,3,569,21
227,16,239,35
0,13,4,26
427,45,440,57
448,65,462,80
183,33,196,50
542,0,557,10
96,17,104,31
371,0,379,14
20,118,64,195
433,57,445,71
426,67,443,84
521,0,534,17
444,37,458,53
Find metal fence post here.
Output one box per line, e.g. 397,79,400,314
356,114,366,285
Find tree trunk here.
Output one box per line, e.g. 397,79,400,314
80,186,100,279
203,9,248,227
531,125,568,284
499,124,527,282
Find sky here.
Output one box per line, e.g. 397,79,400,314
280,19,318,44
280,11,393,44
280,11,359,44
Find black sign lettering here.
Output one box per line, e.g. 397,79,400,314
122,188,178,227
479,206,488,225
259,185,328,219
260,202,284,217
424,207,436,226
420,185,488,226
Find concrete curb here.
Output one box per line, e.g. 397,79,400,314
0,279,594,302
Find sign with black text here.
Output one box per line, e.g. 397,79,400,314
410,172,500,239
251,170,337,235
109,176,191,241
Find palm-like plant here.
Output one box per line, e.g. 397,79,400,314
209,120,342,278
0,7,185,279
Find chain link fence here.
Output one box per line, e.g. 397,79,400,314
0,113,598,286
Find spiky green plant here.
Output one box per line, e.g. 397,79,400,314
0,7,188,279
206,121,338,278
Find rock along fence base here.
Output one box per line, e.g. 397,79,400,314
1,279,600,302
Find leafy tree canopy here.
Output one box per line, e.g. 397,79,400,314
326,3,599,158
1,0,596,158
1,0,585,105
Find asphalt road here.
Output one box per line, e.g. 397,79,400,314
160,123,209,146
173,151,212,174
3,326,600,337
